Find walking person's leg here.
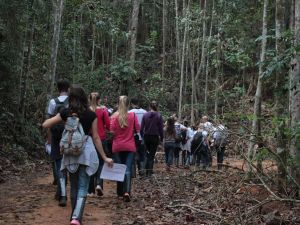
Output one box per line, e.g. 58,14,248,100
55,158,67,206
123,152,135,202
217,146,225,170
137,143,146,176
146,135,159,175
113,153,124,197
174,146,180,167
70,165,90,225
182,150,187,166
95,141,107,197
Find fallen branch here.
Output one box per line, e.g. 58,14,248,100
166,204,223,220
190,168,223,176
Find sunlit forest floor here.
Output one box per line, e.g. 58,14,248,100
0,154,299,225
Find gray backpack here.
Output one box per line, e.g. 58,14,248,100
59,115,87,156
213,125,228,148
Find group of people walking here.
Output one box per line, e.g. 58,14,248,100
163,115,228,171
43,79,228,225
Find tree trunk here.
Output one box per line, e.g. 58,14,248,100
72,13,76,83
248,0,268,176
214,31,221,119
119,0,140,96
195,0,207,104
195,0,207,82
91,24,96,72
162,0,167,78
290,0,300,196
129,0,140,67
49,0,65,96
275,0,287,193
178,0,189,121
189,44,196,125
175,0,181,67
204,0,214,115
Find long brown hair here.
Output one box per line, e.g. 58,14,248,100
165,117,176,136
118,95,130,128
89,92,100,112
69,85,88,116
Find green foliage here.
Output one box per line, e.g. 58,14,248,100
255,147,270,161
1,144,29,164
109,60,137,82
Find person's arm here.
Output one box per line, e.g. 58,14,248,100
158,115,164,142
42,114,63,128
104,109,110,130
133,113,140,132
46,129,52,144
140,115,145,138
92,118,113,166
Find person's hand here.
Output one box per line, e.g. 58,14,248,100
105,158,113,167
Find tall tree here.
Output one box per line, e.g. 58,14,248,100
275,0,287,193
204,0,215,114
248,0,269,176
162,0,167,78
49,0,64,96
129,0,140,67
290,0,300,196
178,0,190,120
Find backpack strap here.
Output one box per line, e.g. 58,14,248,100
133,112,137,134
54,96,68,104
54,97,60,105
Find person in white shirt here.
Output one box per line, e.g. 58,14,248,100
212,123,228,169
201,116,214,166
46,78,70,207
129,97,147,176
182,121,195,166
172,114,187,167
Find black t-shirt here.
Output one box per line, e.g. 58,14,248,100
60,108,96,136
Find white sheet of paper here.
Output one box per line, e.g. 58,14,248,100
100,163,127,182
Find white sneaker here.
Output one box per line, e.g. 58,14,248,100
96,185,103,197
87,193,96,198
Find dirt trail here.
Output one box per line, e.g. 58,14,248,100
0,165,115,225
0,157,283,225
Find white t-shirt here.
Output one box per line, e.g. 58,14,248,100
129,108,147,140
182,127,194,152
47,95,68,116
203,121,214,133
129,108,147,126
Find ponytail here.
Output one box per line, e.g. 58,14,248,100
89,92,100,112
118,95,129,128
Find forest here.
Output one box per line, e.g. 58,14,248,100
0,0,300,224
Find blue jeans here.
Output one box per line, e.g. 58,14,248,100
114,152,135,195
69,165,90,212
88,140,107,193
216,146,225,168
55,158,66,196
136,141,146,175
144,135,160,175
164,142,175,166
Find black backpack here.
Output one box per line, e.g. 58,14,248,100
181,129,188,145
53,97,69,115
50,97,69,135
174,124,183,143
191,131,204,154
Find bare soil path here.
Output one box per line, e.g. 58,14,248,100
0,157,299,225
0,163,114,225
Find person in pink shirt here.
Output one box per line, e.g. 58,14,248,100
87,92,110,197
110,95,140,202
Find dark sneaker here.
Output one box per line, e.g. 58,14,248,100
59,196,67,207
96,185,103,197
70,219,81,225
123,193,130,202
